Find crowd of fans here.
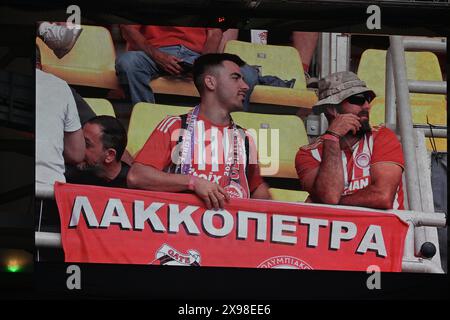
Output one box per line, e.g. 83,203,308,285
36,23,405,211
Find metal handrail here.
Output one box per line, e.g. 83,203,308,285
402,258,445,274
386,36,447,272
35,183,55,199
408,80,447,94
414,127,447,138
385,50,396,128
403,38,446,53
389,36,422,211
35,231,61,248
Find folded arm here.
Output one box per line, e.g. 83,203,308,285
300,140,345,204
339,162,403,209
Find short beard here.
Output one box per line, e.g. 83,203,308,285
355,120,372,138
77,162,102,174
335,105,371,138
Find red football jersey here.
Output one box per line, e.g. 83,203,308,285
295,126,405,209
134,113,264,195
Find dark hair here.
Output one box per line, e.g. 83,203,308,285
86,115,127,161
193,53,246,93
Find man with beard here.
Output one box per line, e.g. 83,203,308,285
65,115,129,188
295,71,405,210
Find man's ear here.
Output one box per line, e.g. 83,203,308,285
204,74,216,90
104,148,117,164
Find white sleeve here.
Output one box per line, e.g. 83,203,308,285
63,84,82,132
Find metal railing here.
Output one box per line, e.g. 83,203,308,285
386,36,447,208
386,36,447,270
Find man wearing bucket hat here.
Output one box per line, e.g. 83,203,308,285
295,71,405,210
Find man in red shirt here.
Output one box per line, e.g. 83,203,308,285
116,25,223,105
127,53,271,209
295,71,405,210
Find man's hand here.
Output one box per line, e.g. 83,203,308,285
327,113,362,136
152,50,184,75
192,177,230,210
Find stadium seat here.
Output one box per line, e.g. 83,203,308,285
357,49,446,151
83,98,115,117
126,103,191,156
358,49,445,98
370,96,447,151
150,76,199,98
224,40,318,108
269,188,309,203
232,112,309,178
36,25,120,90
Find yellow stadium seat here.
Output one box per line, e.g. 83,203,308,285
224,40,318,108
370,97,446,151
269,188,309,203
358,49,445,98
232,112,309,178
358,49,446,151
36,25,120,89
83,98,115,117
150,76,199,97
126,103,191,157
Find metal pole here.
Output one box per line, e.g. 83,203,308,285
319,33,331,78
415,130,436,213
402,221,416,260
390,35,422,211
35,231,61,248
395,210,447,227
418,128,447,138
403,38,447,53
413,130,442,265
385,49,396,129
36,183,55,199
408,80,447,94
402,258,444,273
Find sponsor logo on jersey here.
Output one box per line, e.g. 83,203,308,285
355,152,370,169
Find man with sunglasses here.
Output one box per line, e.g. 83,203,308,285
295,71,405,210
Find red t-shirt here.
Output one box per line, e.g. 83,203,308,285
134,113,264,196
295,126,405,209
127,25,210,54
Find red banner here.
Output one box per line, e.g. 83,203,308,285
54,182,408,272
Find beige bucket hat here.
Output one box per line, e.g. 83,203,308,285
312,71,376,114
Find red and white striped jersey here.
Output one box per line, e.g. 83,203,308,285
295,126,405,209
134,113,264,195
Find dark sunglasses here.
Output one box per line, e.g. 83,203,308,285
346,94,369,106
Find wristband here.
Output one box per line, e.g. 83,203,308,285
322,133,340,143
188,175,197,191
325,130,342,139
